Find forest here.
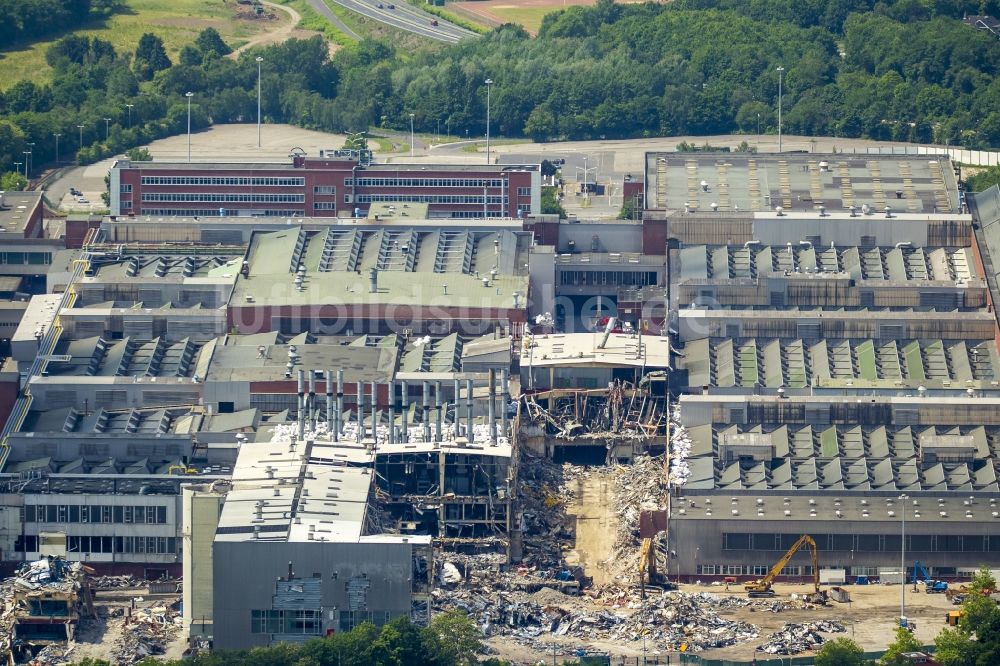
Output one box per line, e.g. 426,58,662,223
3,0,1000,185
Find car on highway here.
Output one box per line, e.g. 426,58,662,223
69,187,81,196
387,3,395,7
431,19,438,25
377,3,383,7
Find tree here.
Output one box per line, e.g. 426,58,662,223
134,33,171,80
879,626,923,666
0,172,28,191
815,637,866,666
194,27,231,56
541,186,565,218
934,626,979,666
970,565,996,594
126,147,152,161
428,610,483,665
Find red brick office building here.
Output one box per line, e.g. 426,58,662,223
108,152,542,220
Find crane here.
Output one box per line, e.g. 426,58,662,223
744,534,820,598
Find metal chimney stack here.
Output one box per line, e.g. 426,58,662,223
388,381,396,444
296,370,305,440
356,378,365,444
308,370,317,433
501,369,510,439
326,369,334,435
401,380,409,442
465,378,474,442
368,267,378,293
369,381,377,444
422,380,431,442
435,380,443,442
488,369,497,443
453,378,461,437
335,369,344,442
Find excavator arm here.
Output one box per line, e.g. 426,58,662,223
745,534,818,595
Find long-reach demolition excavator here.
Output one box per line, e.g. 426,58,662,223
744,534,826,602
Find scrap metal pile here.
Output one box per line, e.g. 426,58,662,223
759,621,847,654
521,381,666,444
606,454,669,581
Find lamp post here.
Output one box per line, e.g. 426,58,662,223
446,117,451,139
256,56,264,148
77,124,85,154
53,133,61,166
409,113,414,159
185,92,194,163
776,66,785,152
26,142,34,176
900,493,909,628
485,78,493,165
125,103,134,128
23,151,31,179
103,118,111,141
13,163,21,178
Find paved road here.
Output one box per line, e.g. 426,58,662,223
304,0,362,40
310,0,476,43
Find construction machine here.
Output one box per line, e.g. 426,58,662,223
912,561,948,593
744,534,821,599
638,535,676,598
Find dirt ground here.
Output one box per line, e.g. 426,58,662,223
563,470,617,587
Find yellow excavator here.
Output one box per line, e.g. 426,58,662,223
638,535,677,598
744,534,823,600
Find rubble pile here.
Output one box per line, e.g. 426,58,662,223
606,455,669,580
435,577,763,653
669,407,692,486
27,644,72,665
90,574,142,589
516,454,579,570
109,604,183,664
759,621,847,654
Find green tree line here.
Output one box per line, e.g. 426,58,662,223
6,0,1000,191
0,0,122,46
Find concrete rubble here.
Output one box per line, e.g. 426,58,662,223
108,602,183,664
759,620,847,654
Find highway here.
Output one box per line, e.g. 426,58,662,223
307,0,477,43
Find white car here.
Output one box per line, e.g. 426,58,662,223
76,198,89,205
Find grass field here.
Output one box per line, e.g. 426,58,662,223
0,0,291,90
484,5,556,33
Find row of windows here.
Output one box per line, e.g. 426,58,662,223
251,609,322,635
26,504,168,524
314,202,337,210
356,194,507,205
140,209,305,216
121,200,133,209
141,193,305,203
699,565,808,576
140,176,304,186
0,252,51,265
120,184,132,193
15,535,177,554
516,187,531,196
559,270,658,286
723,532,1000,553
347,177,504,188
314,186,336,195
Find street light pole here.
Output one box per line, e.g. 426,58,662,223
256,56,264,148
13,163,21,178
185,92,194,163
776,66,785,153
103,118,111,141
409,113,415,158
125,103,134,128
77,124,85,159
23,151,31,179
26,143,34,176
485,78,493,165
54,133,61,166
900,493,908,628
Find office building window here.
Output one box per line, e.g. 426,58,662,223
314,186,336,195
517,187,531,196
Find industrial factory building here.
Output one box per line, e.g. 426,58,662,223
643,151,1000,580
108,152,542,220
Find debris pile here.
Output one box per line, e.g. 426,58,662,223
435,577,764,653
759,621,847,654
0,558,94,665
606,455,669,580
109,604,183,664
90,574,142,589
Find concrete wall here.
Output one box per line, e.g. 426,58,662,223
183,486,223,639
212,540,415,650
